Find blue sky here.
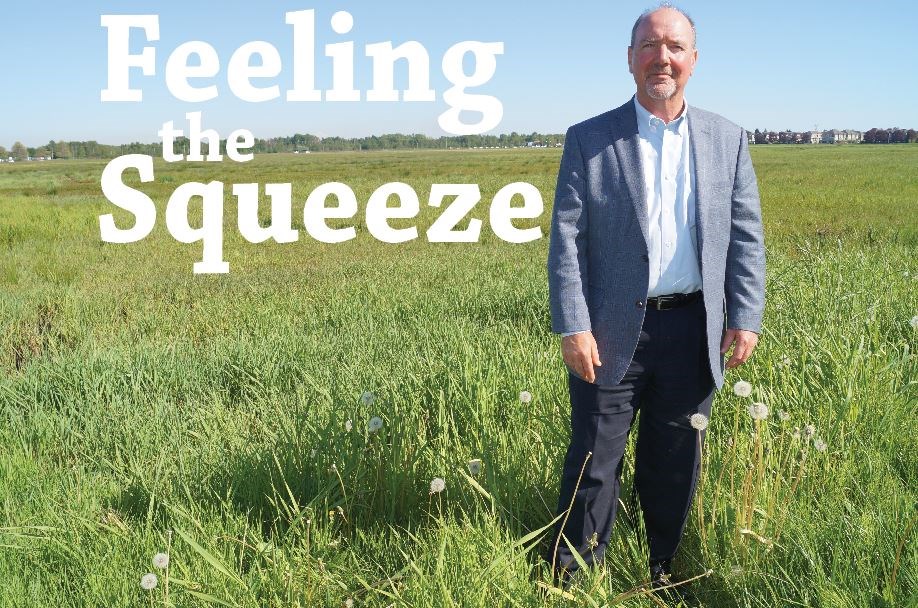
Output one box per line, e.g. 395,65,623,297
1,0,915,146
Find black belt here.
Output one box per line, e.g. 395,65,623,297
646,291,702,310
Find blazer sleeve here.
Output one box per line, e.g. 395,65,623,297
724,130,766,332
547,126,592,334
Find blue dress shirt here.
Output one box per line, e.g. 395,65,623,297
633,96,703,297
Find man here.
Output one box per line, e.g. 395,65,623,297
546,4,765,589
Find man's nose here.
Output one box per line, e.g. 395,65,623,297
655,45,671,63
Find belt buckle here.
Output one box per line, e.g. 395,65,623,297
655,296,669,310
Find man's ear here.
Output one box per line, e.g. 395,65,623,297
627,46,633,74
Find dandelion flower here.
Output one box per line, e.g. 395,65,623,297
152,552,169,569
689,413,709,431
367,416,383,433
519,390,532,404
468,458,482,475
344,419,353,432
804,424,816,437
777,410,790,422
360,391,375,406
813,438,827,452
140,573,158,590
747,402,769,420
911,316,918,330
733,380,752,398
429,477,445,494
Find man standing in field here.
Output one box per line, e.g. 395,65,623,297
546,4,765,589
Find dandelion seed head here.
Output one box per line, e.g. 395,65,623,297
804,424,816,437
813,438,827,452
747,402,769,420
429,477,445,494
689,413,709,431
780,355,791,367
777,410,790,422
468,458,482,475
360,391,375,406
791,428,801,440
519,390,532,404
910,316,918,330
587,532,599,549
152,552,169,569
329,463,338,474
140,573,158,590
344,419,353,432
344,599,354,608
733,380,752,398
367,416,383,433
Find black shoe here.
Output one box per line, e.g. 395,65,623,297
649,559,674,591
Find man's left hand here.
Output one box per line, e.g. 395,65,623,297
720,329,759,369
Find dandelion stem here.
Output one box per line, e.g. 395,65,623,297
695,429,708,552
551,450,592,579
164,530,171,606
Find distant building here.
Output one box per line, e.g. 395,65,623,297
804,131,822,144
821,129,863,144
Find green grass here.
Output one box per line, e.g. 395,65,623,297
0,145,916,607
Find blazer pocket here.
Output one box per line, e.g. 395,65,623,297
588,285,606,310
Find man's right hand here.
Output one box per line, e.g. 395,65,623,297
561,331,602,383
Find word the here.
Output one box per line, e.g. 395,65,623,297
101,9,504,134
99,155,543,274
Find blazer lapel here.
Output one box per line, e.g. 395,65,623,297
688,108,712,268
610,100,649,248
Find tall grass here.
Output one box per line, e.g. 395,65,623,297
0,146,915,606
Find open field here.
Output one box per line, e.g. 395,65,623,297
1,145,916,607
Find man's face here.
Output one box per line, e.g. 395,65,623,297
628,9,697,102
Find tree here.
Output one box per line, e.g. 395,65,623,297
0,146,7,158
11,141,27,160
55,140,71,158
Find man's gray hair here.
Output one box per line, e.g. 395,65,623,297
630,3,696,48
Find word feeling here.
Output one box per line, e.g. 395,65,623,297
100,155,543,274
101,9,503,134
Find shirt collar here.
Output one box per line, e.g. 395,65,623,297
633,96,688,134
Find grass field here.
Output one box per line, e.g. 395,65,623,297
0,145,916,607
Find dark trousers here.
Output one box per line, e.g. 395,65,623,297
550,296,714,575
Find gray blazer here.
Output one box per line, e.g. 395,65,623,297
547,98,765,389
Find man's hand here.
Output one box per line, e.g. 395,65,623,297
562,331,602,383
720,329,759,369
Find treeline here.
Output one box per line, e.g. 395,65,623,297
861,128,917,143
751,128,917,144
1,132,565,160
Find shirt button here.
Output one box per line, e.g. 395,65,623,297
665,241,672,248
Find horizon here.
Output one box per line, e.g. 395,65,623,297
2,1,915,144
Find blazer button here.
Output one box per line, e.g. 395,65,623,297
636,300,644,308
642,254,649,262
